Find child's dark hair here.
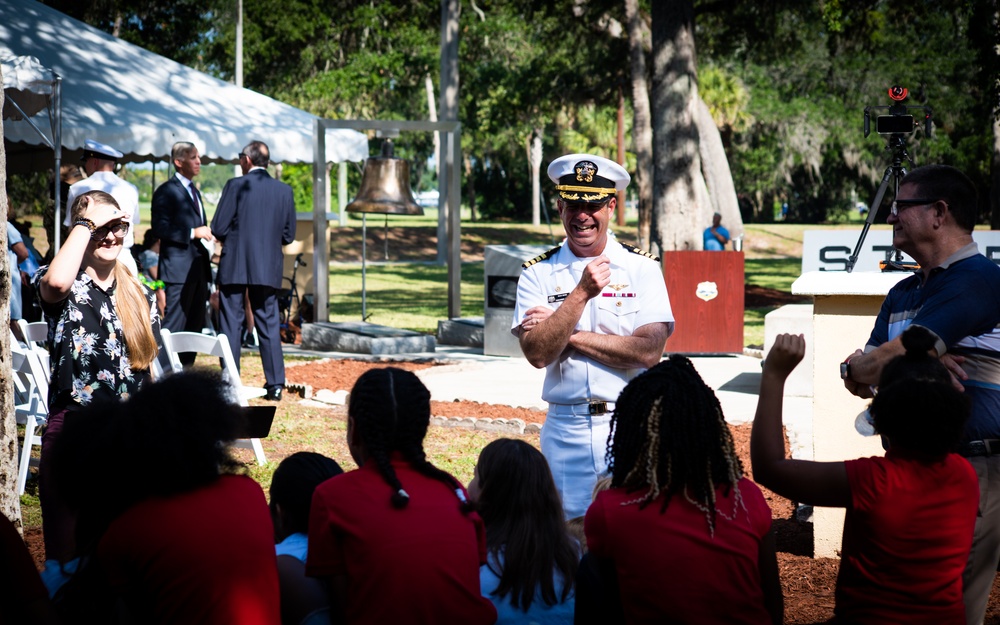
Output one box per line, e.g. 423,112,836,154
475,439,578,611
270,452,343,536
348,367,469,511
607,355,743,535
870,325,970,460
142,227,159,248
51,371,245,553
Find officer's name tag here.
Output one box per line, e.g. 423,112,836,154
547,293,568,303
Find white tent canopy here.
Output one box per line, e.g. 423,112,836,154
1,54,56,121
0,0,368,166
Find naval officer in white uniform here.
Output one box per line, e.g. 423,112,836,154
512,153,674,519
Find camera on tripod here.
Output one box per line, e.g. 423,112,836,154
864,86,933,138
846,86,934,273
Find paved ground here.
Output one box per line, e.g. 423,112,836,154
282,344,814,461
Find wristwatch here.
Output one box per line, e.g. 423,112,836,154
840,359,852,380
73,217,97,236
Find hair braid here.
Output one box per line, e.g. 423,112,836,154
607,355,746,535
348,367,468,511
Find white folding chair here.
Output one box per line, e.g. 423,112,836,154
158,329,268,464
17,318,50,370
11,332,49,495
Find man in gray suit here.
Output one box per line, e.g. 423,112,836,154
211,140,296,401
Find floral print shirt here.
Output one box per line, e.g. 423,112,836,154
34,266,160,411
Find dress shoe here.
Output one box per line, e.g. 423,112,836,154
264,385,283,401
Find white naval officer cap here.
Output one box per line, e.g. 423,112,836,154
81,139,124,161
547,153,629,204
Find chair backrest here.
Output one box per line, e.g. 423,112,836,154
159,329,247,406
19,319,48,345
17,319,50,371
10,331,49,415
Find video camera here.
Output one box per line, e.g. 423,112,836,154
846,87,934,274
863,86,933,138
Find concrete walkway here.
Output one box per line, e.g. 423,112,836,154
280,344,814,461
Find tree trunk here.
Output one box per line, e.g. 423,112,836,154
464,154,477,222
0,66,24,528
991,114,999,230
616,85,626,228
695,97,743,241
625,0,653,249
530,130,542,226
437,0,460,265
650,0,709,255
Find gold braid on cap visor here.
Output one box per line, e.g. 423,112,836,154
556,184,615,202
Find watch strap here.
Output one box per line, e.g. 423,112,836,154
840,359,852,380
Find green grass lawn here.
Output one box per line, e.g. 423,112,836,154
328,262,484,331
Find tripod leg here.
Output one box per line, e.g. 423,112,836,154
846,167,893,273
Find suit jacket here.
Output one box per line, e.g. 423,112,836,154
211,169,296,289
151,175,211,283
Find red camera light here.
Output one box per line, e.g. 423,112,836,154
888,86,908,101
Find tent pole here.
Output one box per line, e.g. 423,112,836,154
312,119,329,322
53,75,62,253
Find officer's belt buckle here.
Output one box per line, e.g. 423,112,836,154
588,401,608,415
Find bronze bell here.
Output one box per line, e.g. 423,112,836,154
346,139,424,215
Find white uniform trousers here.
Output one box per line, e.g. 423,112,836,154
541,403,614,520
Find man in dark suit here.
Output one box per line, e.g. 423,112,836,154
151,141,214,365
211,140,296,401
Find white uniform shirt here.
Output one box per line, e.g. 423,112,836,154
512,238,674,405
64,171,141,249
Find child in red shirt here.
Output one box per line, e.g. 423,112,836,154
753,327,978,624
306,367,496,625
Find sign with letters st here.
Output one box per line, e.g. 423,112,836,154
801,230,1000,273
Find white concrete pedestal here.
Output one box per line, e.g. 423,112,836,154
792,270,909,558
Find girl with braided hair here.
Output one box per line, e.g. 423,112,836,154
306,367,497,625
753,329,977,624
582,355,783,625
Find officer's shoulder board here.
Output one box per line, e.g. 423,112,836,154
620,242,660,262
522,245,562,269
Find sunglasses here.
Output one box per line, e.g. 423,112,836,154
92,221,130,241
890,198,939,216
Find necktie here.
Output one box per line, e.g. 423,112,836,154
190,185,204,225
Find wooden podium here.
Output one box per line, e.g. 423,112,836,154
661,251,744,353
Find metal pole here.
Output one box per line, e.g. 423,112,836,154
447,128,462,319
362,214,368,320
312,119,329,321
53,76,62,252
236,0,243,88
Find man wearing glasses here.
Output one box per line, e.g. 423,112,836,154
211,141,296,401
840,164,1000,624
63,139,140,275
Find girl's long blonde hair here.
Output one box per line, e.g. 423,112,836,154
72,191,158,370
